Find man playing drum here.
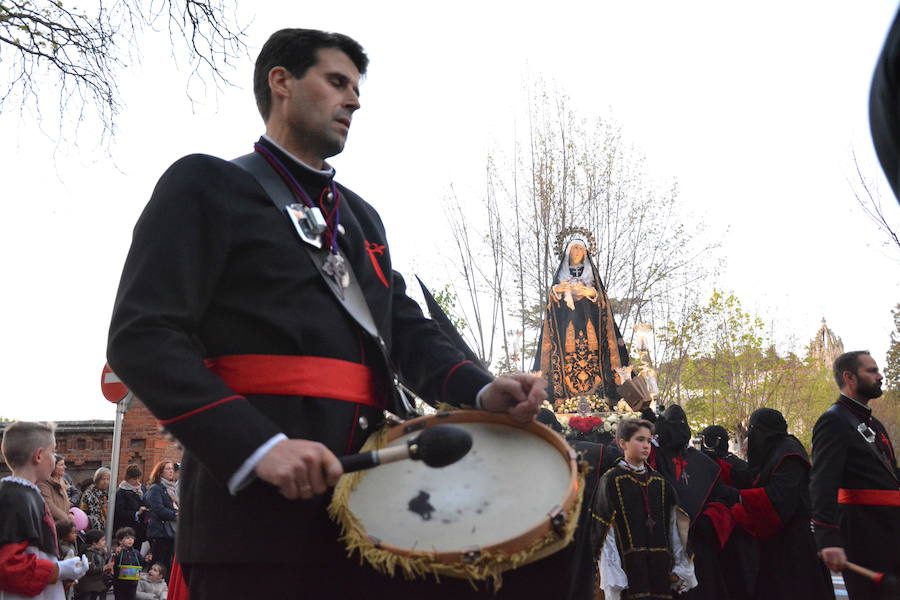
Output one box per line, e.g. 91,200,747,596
107,28,545,599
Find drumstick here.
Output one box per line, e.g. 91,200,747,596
340,424,473,474
844,561,900,597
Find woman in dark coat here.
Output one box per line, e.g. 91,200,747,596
730,408,834,600
113,464,148,550
143,460,178,581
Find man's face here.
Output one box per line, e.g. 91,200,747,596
851,355,884,400
281,48,361,163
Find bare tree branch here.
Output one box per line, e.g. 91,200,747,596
0,0,247,144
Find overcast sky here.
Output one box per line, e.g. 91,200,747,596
1,1,898,421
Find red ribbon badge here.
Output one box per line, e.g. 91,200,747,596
365,241,389,288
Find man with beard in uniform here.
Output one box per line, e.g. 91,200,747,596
651,405,740,599
811,351,900,600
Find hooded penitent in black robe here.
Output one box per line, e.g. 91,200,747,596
533,239,629,407
699,425,751,488
651,406,743,600
697,425,757,600
731,408,834,600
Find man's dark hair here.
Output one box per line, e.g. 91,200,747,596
833,350,871,387
253,28,368,121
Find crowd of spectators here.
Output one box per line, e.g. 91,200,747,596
38,457,179,598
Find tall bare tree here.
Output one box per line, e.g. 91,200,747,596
440,84,717,373
1,0,247,142
850,150,900,260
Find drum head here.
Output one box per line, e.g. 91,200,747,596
348,419,573,553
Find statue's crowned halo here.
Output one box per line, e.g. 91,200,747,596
533,228,629,410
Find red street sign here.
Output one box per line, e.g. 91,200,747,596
101,363,129,403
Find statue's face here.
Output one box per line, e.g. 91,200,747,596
569,244,586,264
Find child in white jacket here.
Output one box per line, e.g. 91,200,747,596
135,563,167,600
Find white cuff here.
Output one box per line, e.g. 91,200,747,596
599,527,627,600
670,506,697,590
227,434,287,495
475,383,492,409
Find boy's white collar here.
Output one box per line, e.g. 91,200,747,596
619,459,647,473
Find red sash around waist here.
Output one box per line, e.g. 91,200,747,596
837,488,900,506
205,354,385,409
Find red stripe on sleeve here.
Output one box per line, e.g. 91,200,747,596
158,395,244,425
811,519,840,530
442,360,473,403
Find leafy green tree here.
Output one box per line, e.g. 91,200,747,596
871,303,900,444
658,290,835,446
431,284,467,333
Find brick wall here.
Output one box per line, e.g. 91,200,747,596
0,399,182,488
119,397,183,483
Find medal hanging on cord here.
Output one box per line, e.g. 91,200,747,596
253,143,349,289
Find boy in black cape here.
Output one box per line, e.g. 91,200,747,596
593,418,696,600
731,408,834,599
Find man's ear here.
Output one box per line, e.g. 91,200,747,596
268,66,292,103
32,445,46,465
841,369,855,389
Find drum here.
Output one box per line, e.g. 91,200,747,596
328,410,582,586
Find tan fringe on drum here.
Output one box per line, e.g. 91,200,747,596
328,422,585,590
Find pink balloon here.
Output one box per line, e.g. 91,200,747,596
69,506,89,531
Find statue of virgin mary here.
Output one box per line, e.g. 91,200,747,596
533,234,629,409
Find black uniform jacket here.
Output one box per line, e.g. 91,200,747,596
107,139,492,564
810,396,900,570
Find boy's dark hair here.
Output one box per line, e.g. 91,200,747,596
84,529,105,545
124,464,142,480
253,28,369,121
616,418,655,442
833,350,871,387
56,519,74,540
1,421,55,469
115,527,136,541
151,562,168,579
